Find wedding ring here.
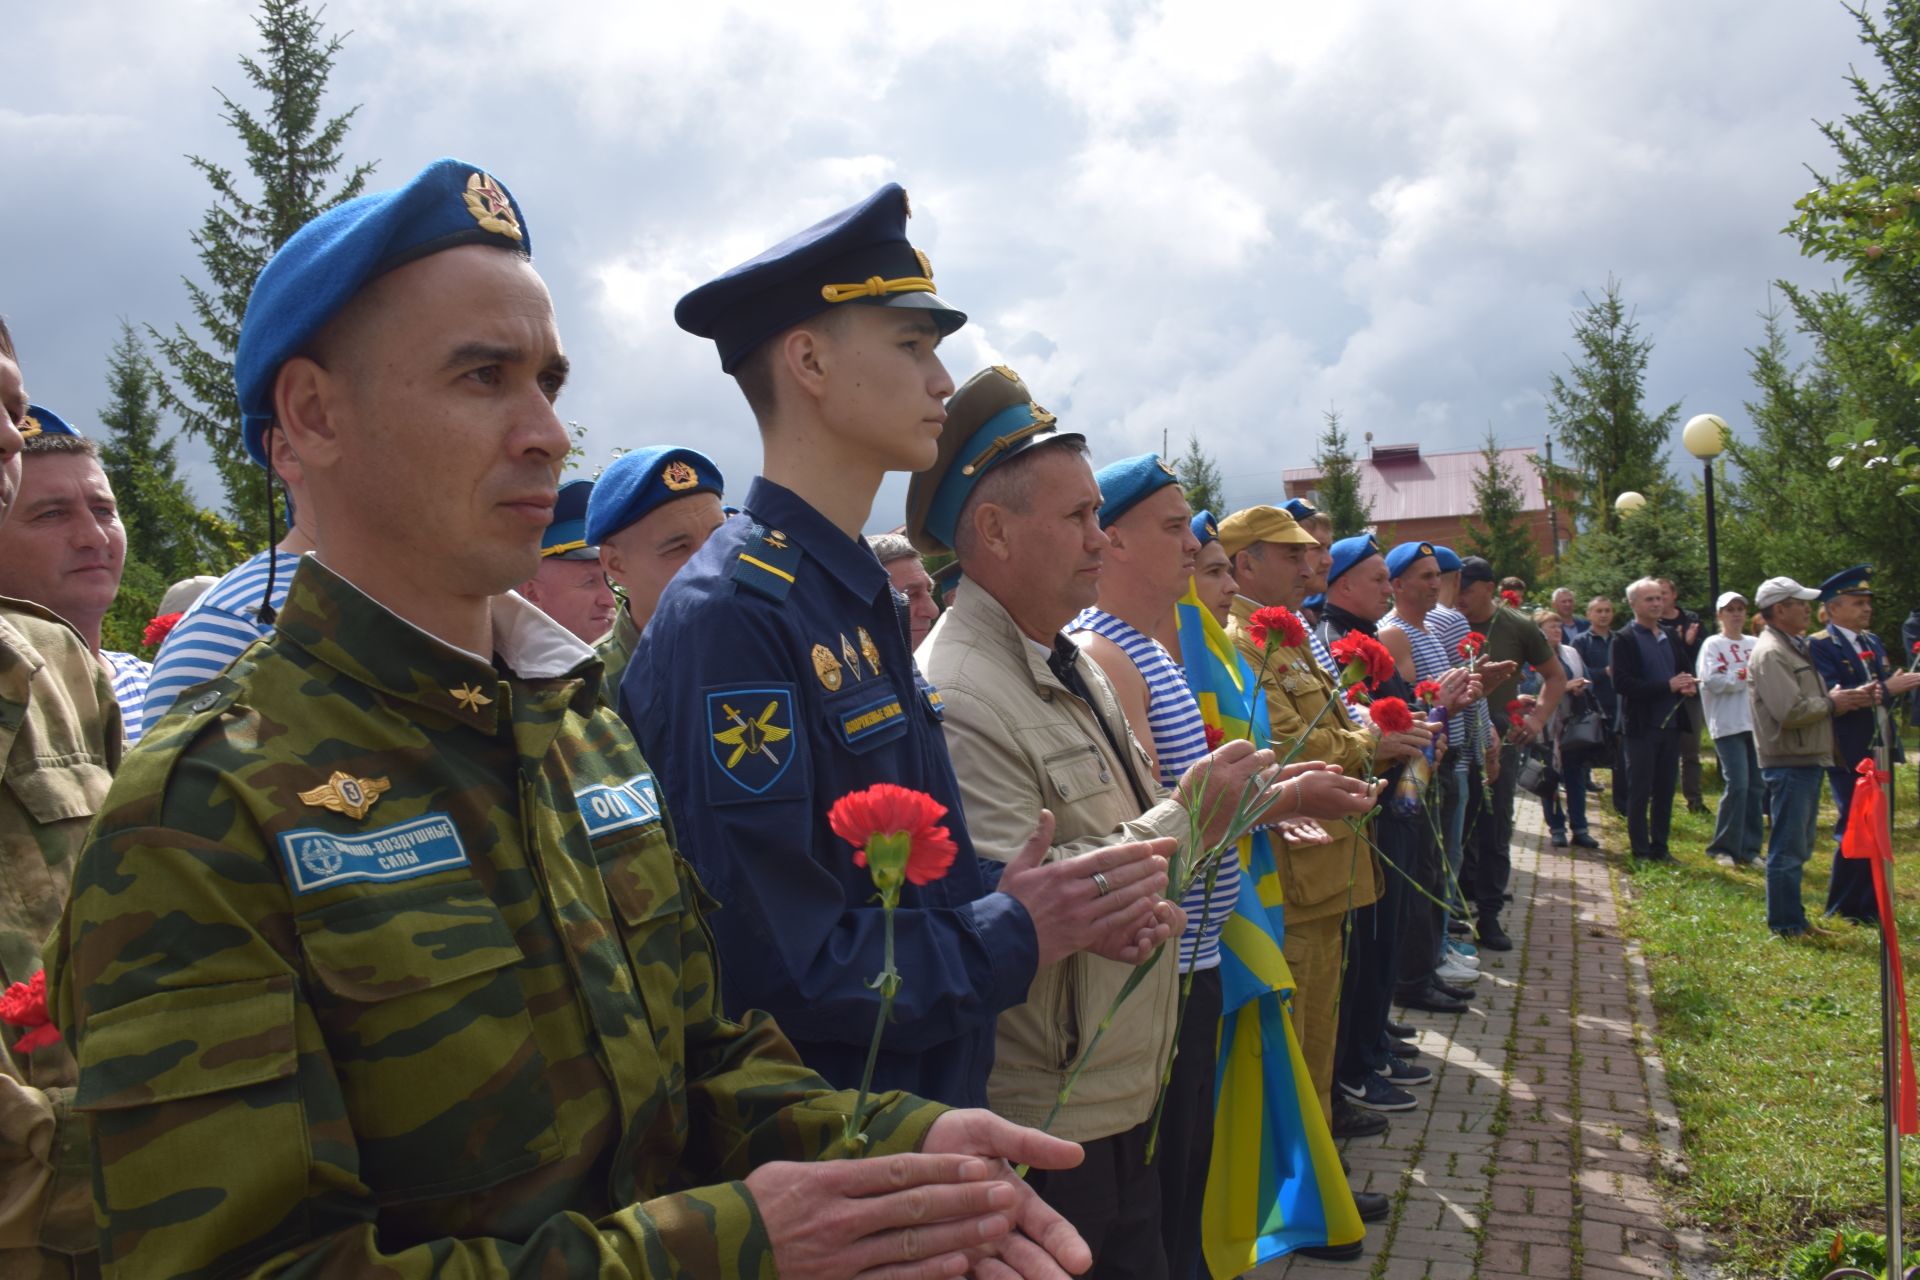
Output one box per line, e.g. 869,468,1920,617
1092,871,1112,897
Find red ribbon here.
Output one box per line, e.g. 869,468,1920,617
1841,757,1918,1134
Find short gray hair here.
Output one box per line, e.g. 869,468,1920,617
1624,577,1663,606
868,532,920,566
952,437,1090,563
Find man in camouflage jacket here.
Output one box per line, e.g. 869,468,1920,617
0,318,123,1280
46,161,1089,1280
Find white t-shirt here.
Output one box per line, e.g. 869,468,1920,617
1696,633,1756,739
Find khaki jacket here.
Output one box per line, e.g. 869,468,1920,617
1749,625,1836,769
1226,597,1382,925
1,598,121,1278
918,582,1183,1142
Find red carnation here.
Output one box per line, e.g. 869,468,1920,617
1369,696,1415,734
1912,640,1920,656
1862,649,1876,666
143,611,185,648
1329,631,1396,688
1247,605,1307,651
1501,589,1523,608
1345,684,1367,705
1505,698,1529,717
829,784,958,889
1457,632,1487,661
0,970,59,1054
1203,724,1225,750
1413,679,1442,704
1509,711,1526,727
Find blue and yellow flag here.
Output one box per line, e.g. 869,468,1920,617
1173,589,1364,1276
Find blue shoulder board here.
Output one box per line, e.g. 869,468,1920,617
730,525,803,602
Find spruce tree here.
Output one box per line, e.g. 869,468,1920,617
1461,428,1541,588
1543,278,1680,534
1173,431,1224,518
1312,409,1372,538
149,0,374,545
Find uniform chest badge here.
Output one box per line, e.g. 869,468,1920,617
841,634,864,682
857,627,882,676
812,643,844,692
450,682,493,712
298,771,391,820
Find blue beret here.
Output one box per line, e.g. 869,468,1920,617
1095,453,1181,529
676,184,966,373
905,366,1082,556
1325,533,1381,587
1282,498,1319,523
1303,592,1325,612
586,446,725,546
1432,544,1462,573
540,480,599,559
1819,563,1875,600
1384,540,1437,579
1190,509,1218,547
236,158,532,467
18,405,77,440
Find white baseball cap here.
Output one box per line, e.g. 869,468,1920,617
1754,577,1820,609
1714,590,1748,611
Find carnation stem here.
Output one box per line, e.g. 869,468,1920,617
1143,851,1225,1164
844,885,900,1152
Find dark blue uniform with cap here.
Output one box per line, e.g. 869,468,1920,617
1810,564,1904,922
623,186,1034,1109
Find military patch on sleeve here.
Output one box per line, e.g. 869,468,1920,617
707,687,801,799
576,773,662,838
276,814,470,895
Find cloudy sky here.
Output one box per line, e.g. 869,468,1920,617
6,0,1872,532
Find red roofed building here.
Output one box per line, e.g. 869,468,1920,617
1282,441,1566,562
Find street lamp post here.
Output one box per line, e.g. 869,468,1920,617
1614,490,1646,518
1683,414,1729,604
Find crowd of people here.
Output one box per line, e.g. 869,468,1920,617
1,159,1912,1280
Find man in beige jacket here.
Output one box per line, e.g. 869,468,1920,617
909,367,1281,1280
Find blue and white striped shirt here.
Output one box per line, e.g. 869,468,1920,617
1070,607,1240,971
144,550,302,724
1305,631,1363,723
103,649,151,745
1426,604,1493,758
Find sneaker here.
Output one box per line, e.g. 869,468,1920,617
1382,1055,1432,1087
1330,1097,1390,1137
1446,938,1478,960
1444,943,1481,967
1338,1073,1419,1112
1436,956,1481,984
1447,918,1472,938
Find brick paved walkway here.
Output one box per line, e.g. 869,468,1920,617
1256,802,1689,1279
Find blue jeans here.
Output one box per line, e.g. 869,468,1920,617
1763,765,1825,934
1709,733,1764,863
1543,759,1590,837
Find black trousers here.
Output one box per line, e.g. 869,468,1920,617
1611,729,1629,812
1625,727,1683,856
1336,815,1418,1083
1157,966,1222,1280
1028,1119,1167,1280
1467,741,1519,915
1825,763,1879,922
1397,809,1446,999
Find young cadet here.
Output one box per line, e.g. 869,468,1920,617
585,445,727,695
627,185,1179,1112
0,324,124,1280
48,161,1090,1280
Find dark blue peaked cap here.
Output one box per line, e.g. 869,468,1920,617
1819,563,1875,600
675,184,966,372
19,405,78,439
235,158,533,467
540,480,599,560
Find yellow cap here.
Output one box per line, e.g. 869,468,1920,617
1217,505,1318,557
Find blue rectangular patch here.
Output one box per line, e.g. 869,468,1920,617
837,692,907,747
277,814,469,895
576,774,661,838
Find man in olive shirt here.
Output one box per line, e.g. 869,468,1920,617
1457,556,1563,949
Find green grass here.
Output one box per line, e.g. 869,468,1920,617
1594,741,1920,1277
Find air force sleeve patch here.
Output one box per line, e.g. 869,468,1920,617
706,685,806,803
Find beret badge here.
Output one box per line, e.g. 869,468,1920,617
663,460,700,491
1157,458,1177,477
17,414,40,439
463,172,523,242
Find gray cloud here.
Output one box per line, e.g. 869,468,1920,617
7,0,1867,531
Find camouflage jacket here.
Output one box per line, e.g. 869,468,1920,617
594,601,642,707
1,598,121,1280
46,557,942,1279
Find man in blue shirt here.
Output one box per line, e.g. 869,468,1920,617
626,185,1179,1112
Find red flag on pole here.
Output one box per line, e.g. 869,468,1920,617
1842,757,1917,1134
